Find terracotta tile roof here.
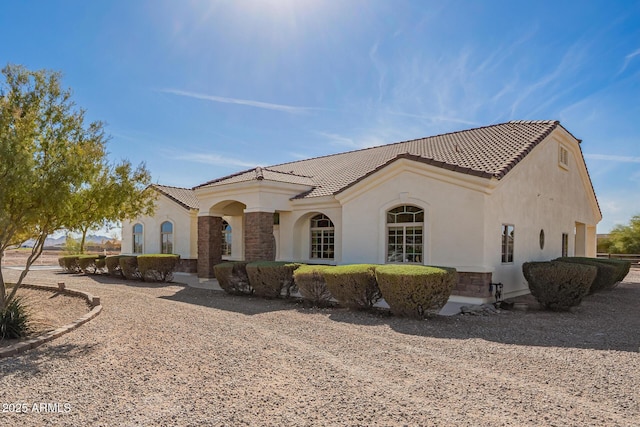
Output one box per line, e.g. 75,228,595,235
195,120,565,199
153,184,200,210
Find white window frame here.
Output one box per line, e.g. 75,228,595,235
501,224,514,264
132,223,143,254
160,221,174,254
310,214,335,260
386,205,424,264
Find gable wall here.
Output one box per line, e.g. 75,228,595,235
121,195,197,259
486,130,600,297
338,161,488,269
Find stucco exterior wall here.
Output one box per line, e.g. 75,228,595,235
337,161,488,270
485,131,600,297
121,195,198,260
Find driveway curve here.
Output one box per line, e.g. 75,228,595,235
1,268,639,426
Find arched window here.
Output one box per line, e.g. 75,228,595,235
132,223,143,253
310,214,334,259
160,221,173,254
386,205,424,263
222,220,232,256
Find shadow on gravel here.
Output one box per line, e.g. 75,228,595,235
78,273,183,290
0,343,98,377
327,282,640,353
159,286,300,316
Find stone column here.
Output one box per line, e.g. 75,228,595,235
197,216,223,278
244,211,275,262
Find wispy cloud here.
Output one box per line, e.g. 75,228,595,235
159,89,313,114
174,152,259,168
618,48,640,76
316,131,361,148
369,41,387,103
387,110,478,126
584,154,640,163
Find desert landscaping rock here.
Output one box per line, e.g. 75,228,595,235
0,267,639,426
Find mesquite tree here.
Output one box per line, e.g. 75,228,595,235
0,63,153,310
67,160,156,253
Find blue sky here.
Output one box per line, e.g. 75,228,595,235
2,0,639,234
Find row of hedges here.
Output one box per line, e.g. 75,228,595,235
59,255,106,274
523,257,631,311
214,261,458,319
59,254,180,282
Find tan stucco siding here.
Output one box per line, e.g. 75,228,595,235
339,164,487,269
486,131,601,297
122,195,197,259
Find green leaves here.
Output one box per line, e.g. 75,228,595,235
609,214,640,254
0,63,154,307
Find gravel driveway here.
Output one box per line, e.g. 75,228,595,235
1,267,639,426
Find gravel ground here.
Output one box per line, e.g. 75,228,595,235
0,286,91,344
0,267,638,426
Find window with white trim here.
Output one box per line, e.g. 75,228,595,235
222,220,232,256
160,221,173,254
132,223,143,254
501,224,514,263
310,214,334,259
387,205,424,263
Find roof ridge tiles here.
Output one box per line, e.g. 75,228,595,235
267,121,533,170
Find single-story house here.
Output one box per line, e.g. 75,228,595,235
122,120,601,303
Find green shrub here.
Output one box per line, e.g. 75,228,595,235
214,262,252,295
0,296,31,340
77,255,101,275
119,256,141,280
246,261,301,298
323,264,381,309
375,265,457,318
58,255,81,273
105,255,124,277
96,258,106,270
523,261,596,311
293,265,334,306
138,254,180,282
555,257,619,293
593,258,631,283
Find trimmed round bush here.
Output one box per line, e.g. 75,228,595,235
246,261,300,298
375,265,457,318
0,296,31,340
58,255,81,273
293,264,334,306
119,256,141,280
77,255,101,275
592,258,631,283
214,262,252,295
105,255,124,277
555,257,619,293
523,261,596,311
138,254,180,282
323,264,381,309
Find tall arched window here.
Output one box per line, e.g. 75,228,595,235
132,223,143,254
386,205,424,263
222,220,232,256
160,221,173,254
310,214,334,259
